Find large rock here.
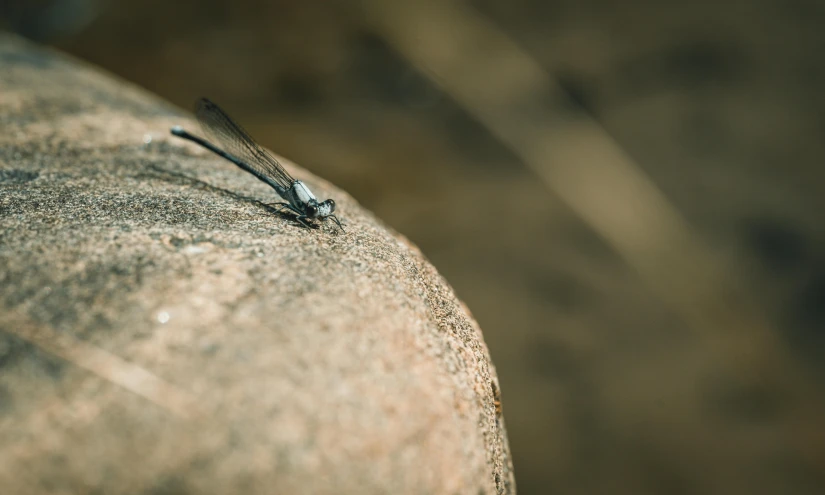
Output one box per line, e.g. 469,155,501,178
0,33,514,494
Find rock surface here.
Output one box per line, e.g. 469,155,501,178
0,33,514,494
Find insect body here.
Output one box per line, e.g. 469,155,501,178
170,98,344,232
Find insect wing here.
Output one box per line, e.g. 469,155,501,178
194,98,294,189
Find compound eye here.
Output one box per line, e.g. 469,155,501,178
306,204,318,216
326,199,336,213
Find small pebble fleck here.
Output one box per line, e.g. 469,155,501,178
157,311,170,324
183,245,208,254
143,134,153,144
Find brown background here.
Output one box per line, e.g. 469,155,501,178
3,0,825,493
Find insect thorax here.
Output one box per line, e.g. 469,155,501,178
291,180,317,205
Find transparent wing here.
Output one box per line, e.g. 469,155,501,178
194,98,294,189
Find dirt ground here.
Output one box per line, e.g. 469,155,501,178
4,0,825,493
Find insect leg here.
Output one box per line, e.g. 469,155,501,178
294,215,317,229
265,202,314,229
265,202,291,213
329,215,345,233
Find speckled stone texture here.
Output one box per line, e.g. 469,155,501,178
0,32,514,495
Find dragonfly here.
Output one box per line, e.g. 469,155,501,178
170,98,344,232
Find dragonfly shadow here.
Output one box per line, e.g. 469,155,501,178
144,163,301,225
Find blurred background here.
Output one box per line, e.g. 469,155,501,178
3,0,825,493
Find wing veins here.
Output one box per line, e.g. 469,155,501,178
194,98,294,189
